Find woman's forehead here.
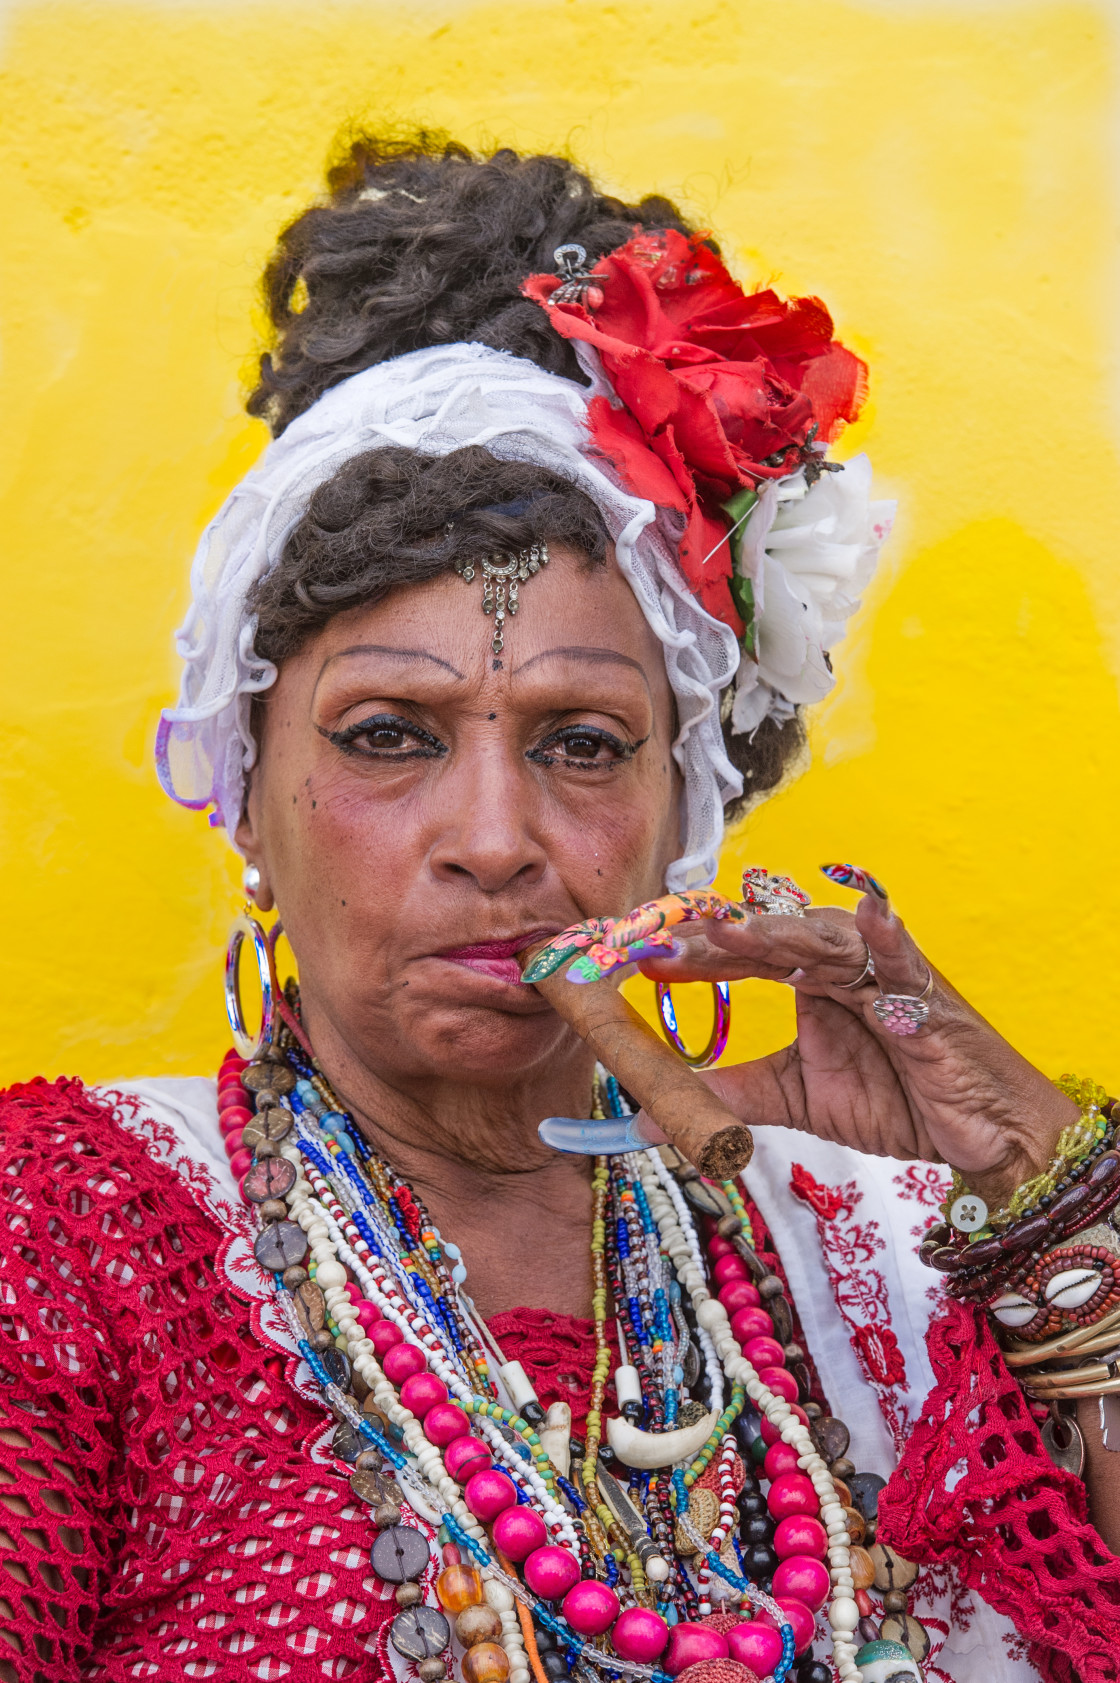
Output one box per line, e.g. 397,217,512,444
309,643,658,716
296,548,669,698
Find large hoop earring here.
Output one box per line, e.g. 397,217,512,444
655,981,731,1069
225,912,278,1058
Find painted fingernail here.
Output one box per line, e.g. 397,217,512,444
566,941,626,984
522,946,574,984
522,922,603,983
623,935,687,962
820,863,889,901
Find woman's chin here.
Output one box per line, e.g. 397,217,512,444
391,1009,574,1083
335,968,577,1083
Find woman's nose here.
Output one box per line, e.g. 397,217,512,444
427,748,547,893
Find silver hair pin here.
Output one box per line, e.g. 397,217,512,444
455,542,549,657
551,243,597,305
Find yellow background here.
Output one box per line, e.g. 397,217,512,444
2,0,1118,1085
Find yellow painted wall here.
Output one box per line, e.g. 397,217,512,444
2,0,1118,1086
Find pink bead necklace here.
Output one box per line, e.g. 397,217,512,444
217,1023,924,1683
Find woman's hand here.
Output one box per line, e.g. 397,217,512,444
629,874,1077,1204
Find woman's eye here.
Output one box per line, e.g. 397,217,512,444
528,726,644,769
363,725,408,751
320,715,446,760
563,733,612,761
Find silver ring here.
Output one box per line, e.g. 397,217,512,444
872,969,934,1036
839,942,876,990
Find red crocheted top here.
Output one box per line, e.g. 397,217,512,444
0,1078,630,1683
1,1080,1117,1683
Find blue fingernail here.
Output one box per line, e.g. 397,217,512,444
820,863,889,900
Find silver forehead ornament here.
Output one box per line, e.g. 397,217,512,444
455,541,549,657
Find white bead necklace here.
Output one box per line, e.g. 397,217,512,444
267,1068,854,1682
636,1148,857,1682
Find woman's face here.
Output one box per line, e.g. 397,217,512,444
236,545,681,1086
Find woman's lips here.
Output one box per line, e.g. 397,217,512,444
435,933,560,988
444,955,524,985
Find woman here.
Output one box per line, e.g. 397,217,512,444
1,137,1116,1683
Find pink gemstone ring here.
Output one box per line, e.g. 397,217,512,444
872,970,934,1035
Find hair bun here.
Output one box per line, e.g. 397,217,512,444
248,131,696,436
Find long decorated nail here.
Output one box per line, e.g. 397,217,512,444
603,889,745,951
566,941,629,984
521,923,604,984
820,863,889,901
531,891,746,988
564,931,681,984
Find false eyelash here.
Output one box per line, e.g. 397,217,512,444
526,726,649,770
318,715,448,760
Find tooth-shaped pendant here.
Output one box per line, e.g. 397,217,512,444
605,1407,719,1469
539,1401,572,1478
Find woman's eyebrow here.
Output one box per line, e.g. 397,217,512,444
512,645,652,694
315,644,467,690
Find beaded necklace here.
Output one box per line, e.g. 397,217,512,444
218,1022,926,1683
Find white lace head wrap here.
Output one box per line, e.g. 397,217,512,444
158,340,892,889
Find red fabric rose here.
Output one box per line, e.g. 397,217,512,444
524,230,868,630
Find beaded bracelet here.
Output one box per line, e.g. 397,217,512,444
920,1086,1120,1297
940,1076,1114,1237
923,1137,1120,1305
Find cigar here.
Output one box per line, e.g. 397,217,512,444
520,949,753,1179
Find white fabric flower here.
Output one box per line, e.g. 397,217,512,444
731,454,894,734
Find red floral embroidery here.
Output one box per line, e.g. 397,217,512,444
891,1161,954,1308
789,1163,911,1452
789,1161,845,1220
851,1323,907,1388
892,1161,953,1240
892,1160,951,1210
794,1155,1120,1678
789,1161,1002,1674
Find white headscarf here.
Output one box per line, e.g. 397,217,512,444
157,340,892,888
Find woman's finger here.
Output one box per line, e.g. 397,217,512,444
638,907,874,990
815,864,948,1036
853,888,942,1036
855,891,927,983
637,931,798,984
